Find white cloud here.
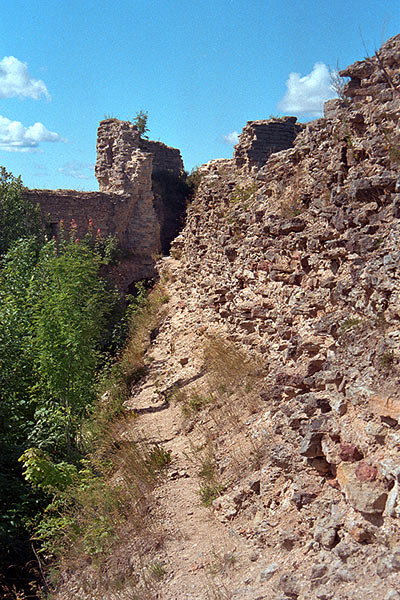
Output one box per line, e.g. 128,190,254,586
0,56,50,100
223,130,239,145
278,62,335,118
58,161,94,180
0,115,62,152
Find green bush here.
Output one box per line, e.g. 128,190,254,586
131,109,149,138
0,167,43,256
230,183,258,204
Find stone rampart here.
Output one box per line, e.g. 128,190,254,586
25,182,160,289
23,119,188,288
234,116,304,172
139,139,184,175
25,189,124,242
95,119,184,193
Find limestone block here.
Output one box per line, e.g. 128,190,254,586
336,462,388,514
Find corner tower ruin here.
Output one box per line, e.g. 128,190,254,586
24,119,186,289
95,119,187,253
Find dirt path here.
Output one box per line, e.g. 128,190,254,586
122,264,270,599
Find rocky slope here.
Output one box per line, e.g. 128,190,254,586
55,35,400,600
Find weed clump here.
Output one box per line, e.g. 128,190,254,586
230,183,258,205
199,483,224,507
203,335,261,391
380,351,395,370
339,316,362,333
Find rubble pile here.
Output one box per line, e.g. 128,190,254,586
166,34,400,598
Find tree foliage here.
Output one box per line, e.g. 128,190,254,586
132,109,149,138
0,235,114,559
0,170,130,587
0,167,43,256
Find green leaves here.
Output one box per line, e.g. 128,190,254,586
0,166,43,256
27,238,113,456
131,109,149,138
19,448,78,492
0,170,132,584
0,227,120,562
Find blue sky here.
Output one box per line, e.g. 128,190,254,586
0,0,398,190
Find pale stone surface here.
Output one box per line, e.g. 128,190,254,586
336,462,388,514
95,118,183,194
25,118,186,288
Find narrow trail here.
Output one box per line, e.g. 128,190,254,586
121,262,270,599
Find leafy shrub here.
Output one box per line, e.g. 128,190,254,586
0,222,125,592
185,167,204,198
131,109,149,138
0,167,43,256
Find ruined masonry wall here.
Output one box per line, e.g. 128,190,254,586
25,119,171,287
25,190,124,243
139,139,184,175
23,118,187,287
234,116,304,172
95,119,183,194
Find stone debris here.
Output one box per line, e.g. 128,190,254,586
162,33,400,600
54,34,400,600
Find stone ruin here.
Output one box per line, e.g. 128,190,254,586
95,119,184,193
25,116,306,290
25,119,187,290
233,116,304,172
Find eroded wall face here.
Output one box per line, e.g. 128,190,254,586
139,139,184,176
25,186,160,288
22,119,190,288
234,116,304,171
25,190,121,241
95,119,184,193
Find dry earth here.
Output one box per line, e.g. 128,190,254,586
54,34,400,600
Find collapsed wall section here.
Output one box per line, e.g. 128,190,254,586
234,116,304,172
25,123,162,289
139,139,184,176
96,119,187,253
24,119,189,288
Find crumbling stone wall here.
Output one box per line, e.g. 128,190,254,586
96,118,187,253
139,139,184,175
24,119,187,288
234,116,304,172
25,189,125,242
95,119,184,192
166,34,400,599
25,151,160,288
